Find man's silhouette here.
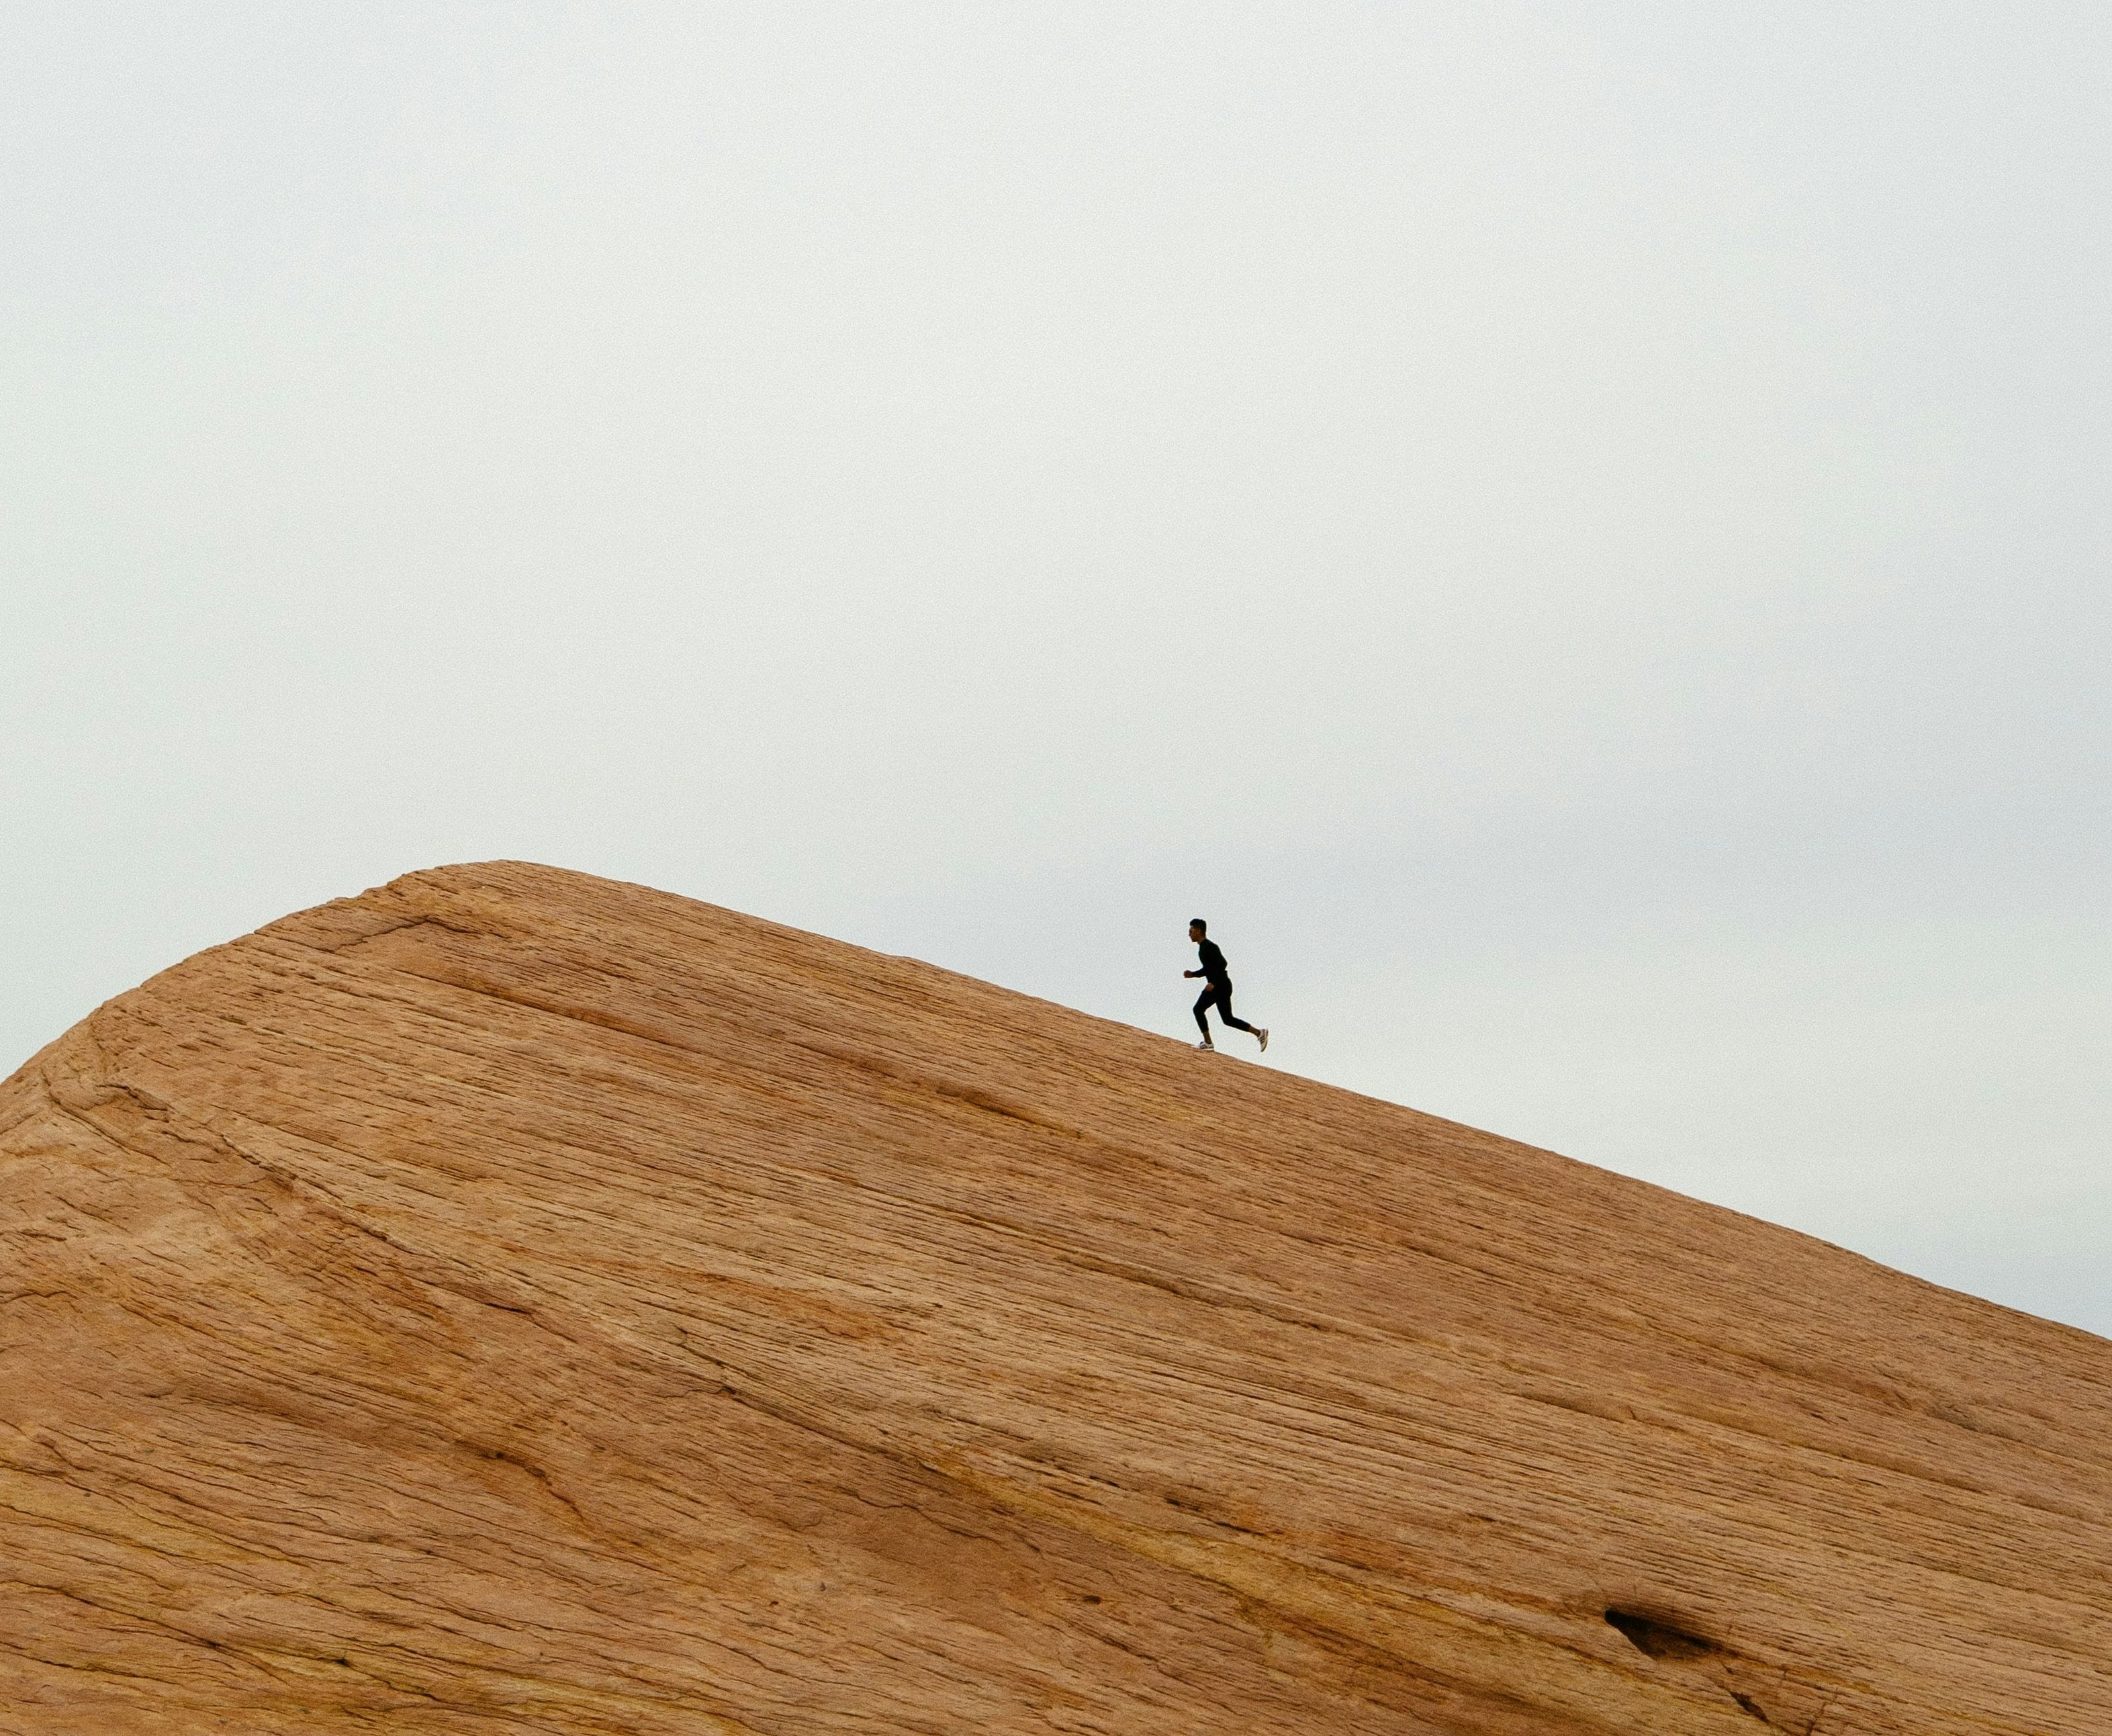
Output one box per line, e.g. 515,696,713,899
1185,918,1268,1054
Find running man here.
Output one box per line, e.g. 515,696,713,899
1184,918,1269,1053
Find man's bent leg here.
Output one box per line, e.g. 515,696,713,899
1193,987,1217,1038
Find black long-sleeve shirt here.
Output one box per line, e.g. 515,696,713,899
1195,938,1230,986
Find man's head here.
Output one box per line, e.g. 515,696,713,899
1189,918,1207,942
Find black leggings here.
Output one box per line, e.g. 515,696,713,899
1194,982,1255,1037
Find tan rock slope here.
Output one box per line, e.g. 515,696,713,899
3,863,2107,1735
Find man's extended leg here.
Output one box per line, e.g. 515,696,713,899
1216,989,1269,1052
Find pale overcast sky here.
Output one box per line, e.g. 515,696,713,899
5,5,2107,1336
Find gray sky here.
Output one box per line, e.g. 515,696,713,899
6,4,2107,1336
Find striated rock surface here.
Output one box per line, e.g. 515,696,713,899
3,861,2108,1735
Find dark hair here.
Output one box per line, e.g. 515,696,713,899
1189,917,1207,933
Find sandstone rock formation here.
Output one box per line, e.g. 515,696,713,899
3,862,2107,1734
